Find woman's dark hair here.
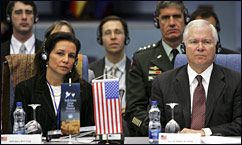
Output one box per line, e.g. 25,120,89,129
45,20,75,38
34,32,81,82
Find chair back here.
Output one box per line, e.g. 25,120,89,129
1,54,88,133
174,54,241,72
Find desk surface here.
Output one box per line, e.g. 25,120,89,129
43,136,241,144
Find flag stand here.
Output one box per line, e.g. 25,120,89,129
106,134,109,144
96,133,124,144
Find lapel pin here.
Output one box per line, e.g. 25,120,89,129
157,54,162,59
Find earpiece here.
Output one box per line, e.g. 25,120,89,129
97,29,102,45
124,33,130,45
34,15,39,23
153,15,160,29
41,51,48,61
74,57,78,66
6,15,11,23
216,40,222,54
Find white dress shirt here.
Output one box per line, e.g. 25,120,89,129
10,34,36,54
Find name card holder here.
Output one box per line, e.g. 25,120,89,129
159,133,201,144
1,134,42,144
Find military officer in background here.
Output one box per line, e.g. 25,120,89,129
125,1,189,136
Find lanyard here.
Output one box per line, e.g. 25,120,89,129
46,81,60,129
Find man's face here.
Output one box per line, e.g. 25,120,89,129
195,16,217,28
102,20,125,55
158,7,185,42
11,2,35,34
185,25,216,70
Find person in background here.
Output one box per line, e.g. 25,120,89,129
44,20,75,38
10,32,95,136
44,20,95,83
89,15,131,117
1,1,43,65
125,1,188,136
89,15,131,136
142,20,241,136
189,8,240,54
1,1,43,120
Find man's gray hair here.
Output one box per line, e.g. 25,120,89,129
183,19,219,44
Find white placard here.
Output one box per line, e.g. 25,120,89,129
159,133,201,144
1,134,42,144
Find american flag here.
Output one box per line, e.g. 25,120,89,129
92,79,123,135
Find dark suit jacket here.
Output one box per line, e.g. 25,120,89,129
89,56,131,85
141,64,241,136
10,76,94,136
125,40,174,135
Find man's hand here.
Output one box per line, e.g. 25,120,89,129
179,128,205,136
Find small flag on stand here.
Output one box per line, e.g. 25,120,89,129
92,78,123,135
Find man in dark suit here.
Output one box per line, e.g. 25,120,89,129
89,16,131,137
0,1,43,130
125,1,188,136
141,20,241,136
189,7,240,54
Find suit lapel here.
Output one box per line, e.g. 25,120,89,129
173,65,191,127
150,41,173,71
35,39,43,53
125,57,131,85
96,58,105,78
35,77,56,123
205,64,225,126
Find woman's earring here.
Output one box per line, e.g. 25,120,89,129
46,64,48,68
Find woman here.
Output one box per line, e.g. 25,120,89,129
11,32,94,136
45,20,95,83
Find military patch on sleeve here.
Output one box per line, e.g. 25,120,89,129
132,117,142,127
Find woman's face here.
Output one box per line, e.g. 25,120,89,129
46,40,77,78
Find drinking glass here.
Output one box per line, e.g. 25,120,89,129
165,103,180,133
25,104,42,134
